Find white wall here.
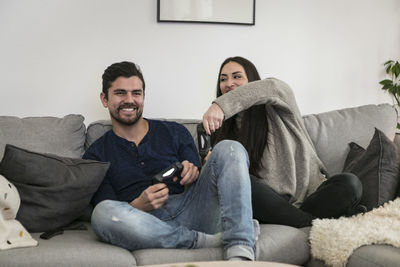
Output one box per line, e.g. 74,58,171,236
1,0,399,124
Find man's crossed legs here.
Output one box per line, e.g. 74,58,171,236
91,140,256,260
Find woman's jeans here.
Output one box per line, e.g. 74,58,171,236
91,140,255,260
251,173,362,228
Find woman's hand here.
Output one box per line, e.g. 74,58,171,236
202,103,224,135
204,150,212,162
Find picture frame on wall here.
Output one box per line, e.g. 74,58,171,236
157,0,255,25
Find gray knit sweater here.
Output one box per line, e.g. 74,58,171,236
214,78,327,207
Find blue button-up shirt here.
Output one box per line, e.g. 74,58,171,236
83,119,200,206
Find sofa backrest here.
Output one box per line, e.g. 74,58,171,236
86,104,397,176
85,119,201,150
0,104,396,177
303,104,397,175
0,114,86,161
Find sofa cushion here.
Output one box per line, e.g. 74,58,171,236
346,244,400,267
85,120,112,150
132,224,309,266
303,104,397,175
0,144,109,232
306,245,400,267
0,223,137,267
343,128,399,210
0,114,86,161
85,119,201,149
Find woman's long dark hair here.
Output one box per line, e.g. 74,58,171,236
211,57,269,176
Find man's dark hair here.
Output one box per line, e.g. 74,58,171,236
102,61,145,99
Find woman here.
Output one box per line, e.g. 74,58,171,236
202,56,364,227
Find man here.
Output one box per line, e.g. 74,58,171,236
84,61,257,261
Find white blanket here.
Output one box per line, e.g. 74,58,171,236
0,174,37,250
310,197,400,267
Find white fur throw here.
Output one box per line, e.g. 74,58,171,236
0,174,37,250
310,197,400,267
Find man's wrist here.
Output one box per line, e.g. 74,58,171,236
130,198,139,209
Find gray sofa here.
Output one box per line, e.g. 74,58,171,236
0,103,399,267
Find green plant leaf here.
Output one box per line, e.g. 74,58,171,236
388,86,396,94
384,60,394,66
380,60,400,98
381,83,393,91
397,123,400,130
380,79,393,86
386,64,392,74
393,62,400,78
386,64,393,74
394,84,400,94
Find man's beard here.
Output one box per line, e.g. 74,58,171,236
110,104,143,126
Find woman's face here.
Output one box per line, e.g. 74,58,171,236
219,61,249,94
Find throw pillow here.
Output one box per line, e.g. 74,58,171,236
0,174,38,250
343,128,400,211
0,144,110,233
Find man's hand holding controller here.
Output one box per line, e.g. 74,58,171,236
152,161,183,184
131,161,199,212
153,160,199,186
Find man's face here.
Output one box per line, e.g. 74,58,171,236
101,76,144,126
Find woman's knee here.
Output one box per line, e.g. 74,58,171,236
331,172,362,199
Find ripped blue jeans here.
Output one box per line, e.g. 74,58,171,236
91,140,255,260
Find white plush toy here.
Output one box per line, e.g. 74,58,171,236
0,174,37,250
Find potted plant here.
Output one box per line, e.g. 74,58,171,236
379,60,400,129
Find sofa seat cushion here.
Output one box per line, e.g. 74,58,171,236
303,226,400,267
131,224,309,266
346,244,400,267
0,114,86,161
132,247,223,266
0,223,136,267
256,224,309,263
306,245,400,267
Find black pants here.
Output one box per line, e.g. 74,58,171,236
250,173,362,228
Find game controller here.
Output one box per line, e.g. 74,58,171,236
197,123,211,161
152,161,183,184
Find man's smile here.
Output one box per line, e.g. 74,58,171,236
118,105,139,114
